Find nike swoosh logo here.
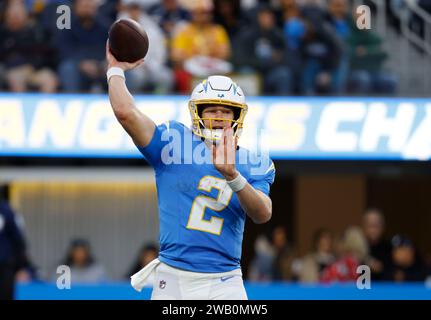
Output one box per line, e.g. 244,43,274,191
220,275,235,282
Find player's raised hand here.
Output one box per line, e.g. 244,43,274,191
212,127,238,181
106,40,144,71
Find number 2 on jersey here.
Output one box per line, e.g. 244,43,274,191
186,176,233,235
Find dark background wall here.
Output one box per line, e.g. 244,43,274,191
242,164,431,276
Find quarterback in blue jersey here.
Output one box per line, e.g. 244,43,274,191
106,44,275,300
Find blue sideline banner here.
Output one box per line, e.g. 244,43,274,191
16,282,431,300
0,93,430,160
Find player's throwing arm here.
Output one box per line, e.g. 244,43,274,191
106,42,154,148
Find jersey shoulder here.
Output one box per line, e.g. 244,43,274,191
238,146,275,178
156,120,191,143
238,147,275,195
163,120,191,135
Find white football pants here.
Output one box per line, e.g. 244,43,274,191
145,260,248,300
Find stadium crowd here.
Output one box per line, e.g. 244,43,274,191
248,209,431,284
0,0,405,96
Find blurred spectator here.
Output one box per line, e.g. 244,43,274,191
99,0,122,24
362,208,392,281
242,0,272,26
281,0,305,49
280,0,308,92
300,0,327,22
326,0,351,41
233,4,292,95
149,0,190,38
0,185,34,299
248,225,295,281
296,228,335,283
0,1,58,92
171,0,231,93
271,225,295,280
281,0,343,95
240,0,261,12
61,238,108,283
297,2,344,95
213,0,244,41
383,235,428,282
126,243,158,278
247,233,274,281
56,0,110,92
37,0,72,41
320,226,368,283
21,0,46,15
346,13,398,95
328,0,353,41
326,0,350,94
118,0,174,93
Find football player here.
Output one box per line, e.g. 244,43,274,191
106,43,275,300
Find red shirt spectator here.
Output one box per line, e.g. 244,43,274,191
320,255,359,283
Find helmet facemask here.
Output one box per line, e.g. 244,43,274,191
188,99,248,144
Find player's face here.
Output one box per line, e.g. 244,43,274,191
201,105,234,129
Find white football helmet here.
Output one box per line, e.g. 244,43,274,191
188,75,248,142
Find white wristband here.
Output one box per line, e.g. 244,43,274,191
226,172,247,192
107,67,125,83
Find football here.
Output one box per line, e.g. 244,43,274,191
108,18,149,63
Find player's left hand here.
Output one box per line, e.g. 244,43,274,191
212,127,238,181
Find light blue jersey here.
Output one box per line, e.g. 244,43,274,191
137,121,275,273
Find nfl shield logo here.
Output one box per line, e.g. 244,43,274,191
159,280,166,289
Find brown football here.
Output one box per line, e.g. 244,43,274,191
108,19,149,63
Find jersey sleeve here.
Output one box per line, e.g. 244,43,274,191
248,160,276,196
135,121,173,170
